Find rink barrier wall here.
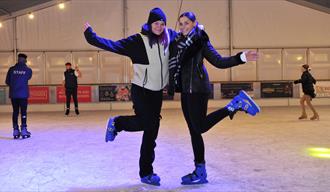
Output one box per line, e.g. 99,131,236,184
1,98,330,113
0,81,329,112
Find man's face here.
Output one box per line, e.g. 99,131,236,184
18,57,26,63
66,65,71,70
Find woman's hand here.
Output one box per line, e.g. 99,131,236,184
84,22,91,31
245,50,259,62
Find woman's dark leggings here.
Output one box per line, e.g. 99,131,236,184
114,84,163,178
181,93,230,164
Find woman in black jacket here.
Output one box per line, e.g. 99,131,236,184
294,64,319,120
169,12,260,185
84,8,176,186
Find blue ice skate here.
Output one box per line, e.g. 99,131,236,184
226,90,260,117
20,126,31,139
181,163,208,185
141,173,161,186
238,90,260,115
105,116,118,142
13,127,20,139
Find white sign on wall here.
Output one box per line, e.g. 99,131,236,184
315,81,330,98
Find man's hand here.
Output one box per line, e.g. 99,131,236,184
84,22,91,31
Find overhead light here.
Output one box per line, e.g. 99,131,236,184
296,56,303,61
0,22,2,28
28,13,34,19
58,3,65,10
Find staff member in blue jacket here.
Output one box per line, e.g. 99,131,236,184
5,53,33,139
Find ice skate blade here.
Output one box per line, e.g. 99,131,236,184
21,135,31,139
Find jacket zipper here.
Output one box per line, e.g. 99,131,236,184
196,61,203,79
157,41,164,88
190,58,193,93
143,68,148,88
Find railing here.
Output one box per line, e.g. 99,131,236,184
1,48,330,86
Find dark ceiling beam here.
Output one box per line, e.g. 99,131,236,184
0,0,70,21
287,0,330,14
0,8,11,15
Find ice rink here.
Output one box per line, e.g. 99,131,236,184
0,106,329,192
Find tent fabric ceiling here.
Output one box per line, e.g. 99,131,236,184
0,0,53,16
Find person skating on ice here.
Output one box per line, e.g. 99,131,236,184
168,12,260,185
84,8,177,186
5,53,33,139
294,64,319,120
62,62,82,116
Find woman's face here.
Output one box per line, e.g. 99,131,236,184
179,16,196,36
151,21,166,36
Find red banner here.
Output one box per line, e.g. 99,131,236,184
28,86,49,104
56,86,92,103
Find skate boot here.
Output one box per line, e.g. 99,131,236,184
298,114,307,120
20,126,31,139
226,90,260,119
75,108,80,115
141,173,161,186
65,108,70,116
310,113,319,120
181,163,208,185
105,116,118,142
237,90,260,115
13,126,20,139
